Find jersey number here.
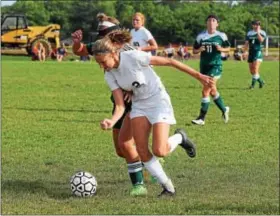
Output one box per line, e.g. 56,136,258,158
206,45,212,53
251,39,255,44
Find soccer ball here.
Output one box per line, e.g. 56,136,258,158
70,171,97,197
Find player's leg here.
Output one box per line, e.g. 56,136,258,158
151,122,195,196
118,114,147,196
192,65,211,125
248,56,258,88
254,59,265,88
131,116,174,196
210,78,230,123
112,129,124,158
152,122,196,158
192,85,211,125
112,104,146,196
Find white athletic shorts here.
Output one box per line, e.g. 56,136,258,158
130,89,176,125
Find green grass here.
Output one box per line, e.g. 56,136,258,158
1,56,279,215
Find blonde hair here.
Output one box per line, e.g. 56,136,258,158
96,13,120,25
92,29,132,55
133,12,145,26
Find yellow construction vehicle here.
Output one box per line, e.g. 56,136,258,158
1,14,60,56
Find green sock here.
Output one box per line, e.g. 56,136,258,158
257,77,264,84
251,78,257,87
198,97,210,120
128,161,144,186
213,93,226,113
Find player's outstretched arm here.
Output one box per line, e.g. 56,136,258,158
71,29,89,56
100,88,125,130
150,56,214,87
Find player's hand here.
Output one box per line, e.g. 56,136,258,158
123,91,133,103
100,119,114,130
199,46,206,52
215,45,223,51
256,25,261,34
71,29,83,43
198,74,214,87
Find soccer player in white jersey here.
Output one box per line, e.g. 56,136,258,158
72,14,148,196
243,20,266,89
192,14,230,126
91,29,214,196
130,12,158,56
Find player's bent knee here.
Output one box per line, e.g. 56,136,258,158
152,148,168,158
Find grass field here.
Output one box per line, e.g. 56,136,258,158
1,56,279,215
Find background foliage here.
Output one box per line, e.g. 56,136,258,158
1,0,279,45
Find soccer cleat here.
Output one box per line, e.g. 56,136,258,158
174,128,196,158
222,106,230,123
191,118,205,125
158,179,176,197
259,81,265,88
158,188,176,197
130,185,148,196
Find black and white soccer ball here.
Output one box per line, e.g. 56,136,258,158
70,171,97,197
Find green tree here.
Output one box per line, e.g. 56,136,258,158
7,1,50,26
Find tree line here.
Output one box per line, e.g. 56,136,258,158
2,0,279,46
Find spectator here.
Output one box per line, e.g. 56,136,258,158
233,46,245,61
164,43,175,58
56,43,67,62
177,43,185,61
31,42,45,62
177,43,190,61
221,52,230,61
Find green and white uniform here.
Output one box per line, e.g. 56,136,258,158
246,30,267,63
193,30,230,79
192,30,230,123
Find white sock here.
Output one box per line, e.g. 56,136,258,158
163,179,175,193
168,133,183,153
143,156,169,185
253,74,260,79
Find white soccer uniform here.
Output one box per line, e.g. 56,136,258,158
130,27,154,56
165,47,175,54
105,50,176,125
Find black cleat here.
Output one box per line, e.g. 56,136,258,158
175,128,196,158
158,188,176,197
259,81,265,88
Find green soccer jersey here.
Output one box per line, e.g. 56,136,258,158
246,30,266,55
194,30,230,67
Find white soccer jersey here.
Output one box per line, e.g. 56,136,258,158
246,30,267,38
104,50,165,108
130,27,154,56
165,47,175,54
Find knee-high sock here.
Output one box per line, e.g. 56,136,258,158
198,97,210,120
213,92,226,113
143,156,169,185
127,161,144,186
251,74,259,87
